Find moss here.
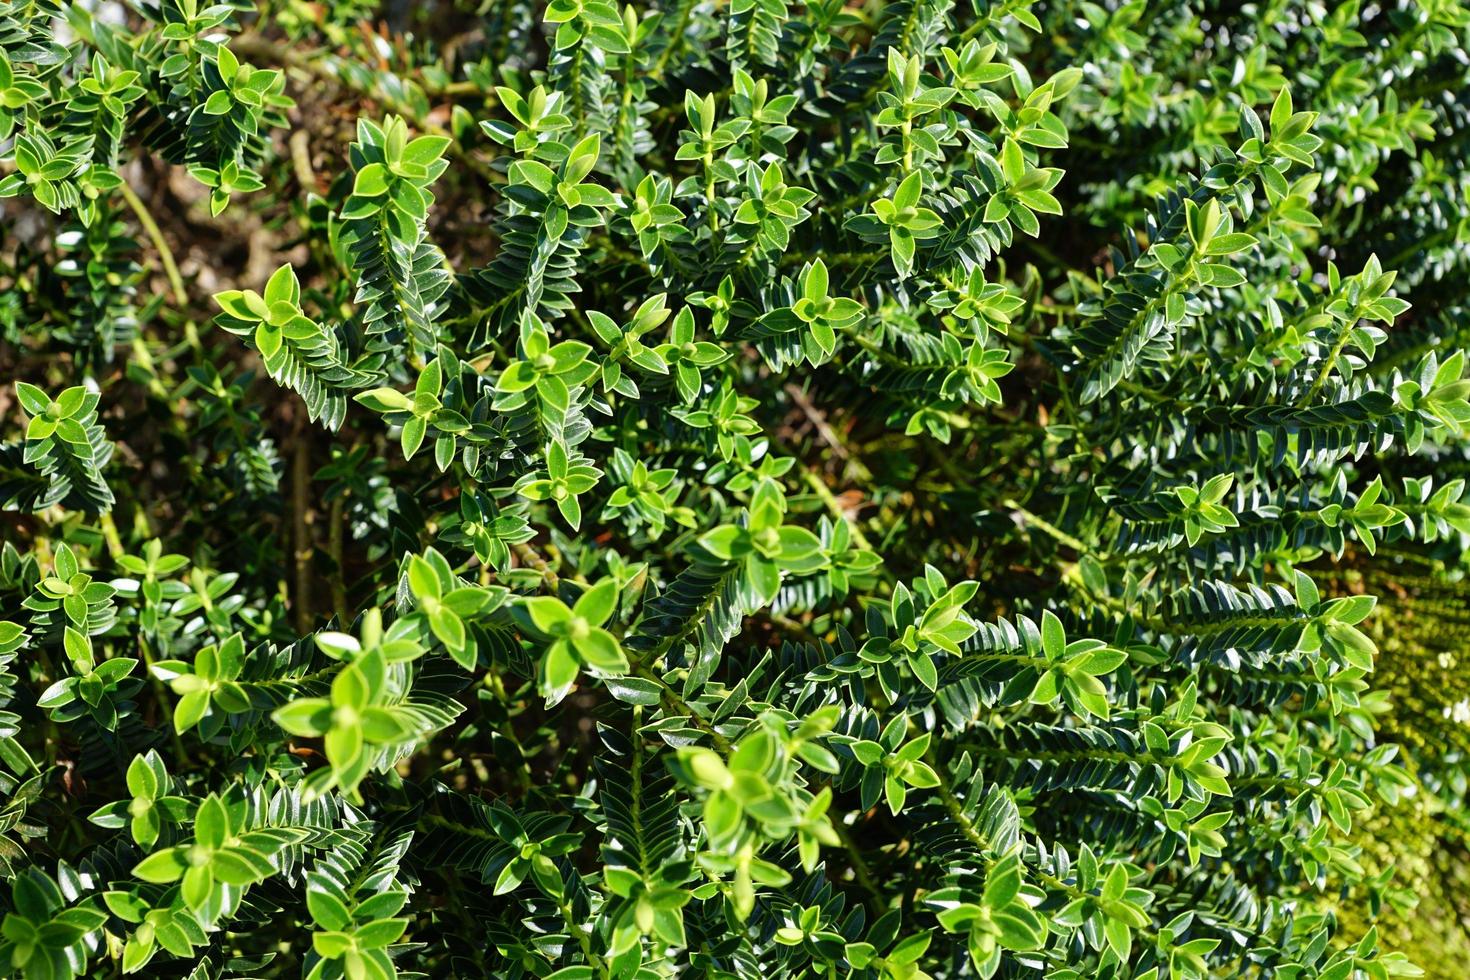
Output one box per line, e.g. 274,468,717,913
1335,569,1470,971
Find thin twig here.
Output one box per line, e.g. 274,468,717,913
328,496,348,623
785,382,850,461
118,177,188,308
1002,498,1095,558
291,412,313,633
96,512,124,560
802,466,876,552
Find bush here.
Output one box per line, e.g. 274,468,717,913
1,1,1468,977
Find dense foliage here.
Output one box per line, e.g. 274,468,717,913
1,0,1469,977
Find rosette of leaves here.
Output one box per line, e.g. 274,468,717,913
519,578,628,703
697,483,825,606
213,265,366,429
340,115,453,360
12,382,114,512
271,640,430,801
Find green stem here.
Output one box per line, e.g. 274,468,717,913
139,633,190,768
1297,313,1358,408
634,664,731,752
97,512,124,560
118,178,187,309
328,496,347,623
828,807,887,916
803,467,875,552
291,415,313,634
1002,499,1096,558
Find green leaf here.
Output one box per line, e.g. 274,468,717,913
15,381,50,416
572,579,618,627
543,641,580,700
1040,611,1065,660
133,848,188,883
194,795,229,849
407,555,442,601
273,698,332,737
576,627,626,673
402,135,451,166
307,886,352,931
525,596,572,632
698,525,745,559
263,264,299,306
401,416,428,459
353,162,391,197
